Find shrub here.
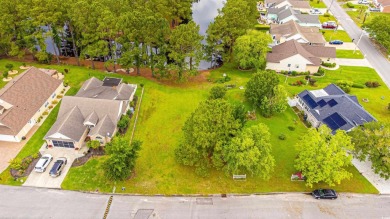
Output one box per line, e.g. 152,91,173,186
291,71,297,76
336,80,353,93
51,100,58,104
31,153,40,159
309,78,317,86
365,81,380,88
87,140,101,149
42,111,48,116
347,2,355,8
64,69,69,74
321,62,336,68
48,105,53,109
2,71,8,79
352,83,364,89
209,86,227,99
5,63,13,71
9,158,22,170
279,133,286,140
117,115,130,133
324,12,331,17
22,62,26,67
305,75,311,80
56,95,63,99
140,83,144,87
288,126,296,131
388,103,390,111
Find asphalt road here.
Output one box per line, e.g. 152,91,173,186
1,185,390,219
323,0,390,88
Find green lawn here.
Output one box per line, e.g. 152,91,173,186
309,0,327,8
319,15,337,24
322,30,352,42
336,50,364,59
347,11,390,27
0,60,383,194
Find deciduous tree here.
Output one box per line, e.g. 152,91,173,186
295,126,354,187
365,15,390,54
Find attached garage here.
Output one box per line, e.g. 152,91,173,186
52,140,75,148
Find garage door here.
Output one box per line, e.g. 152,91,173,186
52,140,75,148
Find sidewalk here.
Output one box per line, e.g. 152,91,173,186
352,158,390,194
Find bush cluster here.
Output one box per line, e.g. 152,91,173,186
321,62,336,68
352,83,365,89
288,126,296,131
278,133,286,140
280,70,310,76
365,81,380,88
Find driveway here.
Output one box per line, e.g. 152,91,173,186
352,158,390,194
335,58,372,67
22,147,84,188
325,42,359,50
0,126,39,174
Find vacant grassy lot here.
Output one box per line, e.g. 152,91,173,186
336,50,364,59
322,30,352,42
309,0,327,8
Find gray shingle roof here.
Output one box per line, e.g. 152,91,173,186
89,115,116,138
298,84,376,132
76,77,136,101
295,14,321,24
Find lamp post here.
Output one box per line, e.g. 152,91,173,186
354,29,365,54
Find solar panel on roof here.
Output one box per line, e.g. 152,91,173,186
327,99,338,107
302,94,318,108
330,113,347,127
323,116,339,131
317,99,327,107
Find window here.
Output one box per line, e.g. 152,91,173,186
295,64,299,68
45,102,49,107
52,93,56,98
287,64,291,67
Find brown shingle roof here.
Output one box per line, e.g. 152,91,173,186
270,20,325,44
0,67,62,135
266,40,335,66
289,0,311,9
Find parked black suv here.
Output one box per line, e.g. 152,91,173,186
49,157,67,177
312,189,338,199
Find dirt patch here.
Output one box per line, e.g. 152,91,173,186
72,148,105,167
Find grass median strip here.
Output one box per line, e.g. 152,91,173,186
336,50,364,59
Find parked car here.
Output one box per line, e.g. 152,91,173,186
329,40,344,45
312,189,338,199
369,7,381,12
358,0,369,4
310,8,322,14
322,21,337,29
49,157,67,177
34,154,53,173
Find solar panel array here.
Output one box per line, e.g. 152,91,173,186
302,94,318,108
317,99,327,107
323,112,347,131
327,99,338,107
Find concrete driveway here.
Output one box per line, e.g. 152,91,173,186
23,147,83,188
0,126,39,174
335,58,372,67
325,42,359,50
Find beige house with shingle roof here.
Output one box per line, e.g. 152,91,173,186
266,40,336,73
270,20,326,45
0,67,63,142
44,77,137,149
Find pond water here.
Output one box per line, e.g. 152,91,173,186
192,0,224,70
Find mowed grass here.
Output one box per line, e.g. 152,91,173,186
346,11,390,27
63,63,378,194
336,50,364,59
309,0,327,8
322,30,352,42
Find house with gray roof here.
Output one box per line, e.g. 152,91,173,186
0,67,64,142
44,77,137,149
267,6,321,28
266,40,336,73
265,0,311,13
296,84,376,132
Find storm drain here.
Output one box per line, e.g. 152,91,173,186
134,209,154,219
196,198,213,205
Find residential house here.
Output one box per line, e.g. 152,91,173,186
44,77,137,149
266,0,311,13
0,67,64,142
296,84,376,132
270,20,326,45
267,6,321,28
374,0,390,12
266,40,336,73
